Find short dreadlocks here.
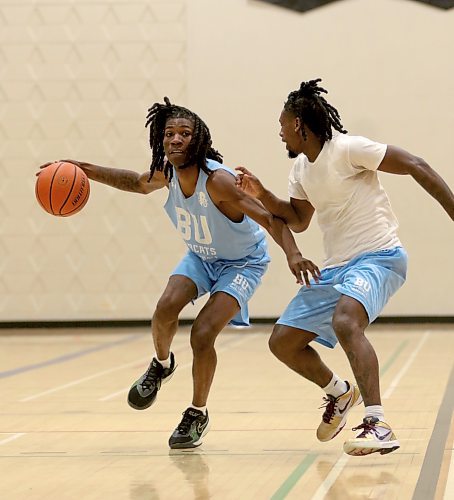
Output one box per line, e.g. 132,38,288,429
284,79,347,142
145,97,223,181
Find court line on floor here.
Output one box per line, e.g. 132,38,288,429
270,453,318,500
383,330,430,399
311,453,350,500
18,335,189,401
311,332,429,500
19,356,152,402
440,414,454,500
442,447,454,499
0,333,145,379
99,333,260,401
412,364,454,500
0,433,25,446
378,338,410,379
270,334,417,499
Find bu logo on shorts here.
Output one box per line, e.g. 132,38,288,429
233,274,251,291
354,278,371,293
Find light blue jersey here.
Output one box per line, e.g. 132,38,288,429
164,159,270,326
164,159,268,262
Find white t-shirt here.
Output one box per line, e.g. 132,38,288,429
288,134,401,268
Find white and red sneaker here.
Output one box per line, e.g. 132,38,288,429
343,416,400,456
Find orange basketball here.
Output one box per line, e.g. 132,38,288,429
36,161,90,217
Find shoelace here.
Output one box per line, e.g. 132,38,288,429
319,395,338,423
140,361,161,390
351,421,375,438
177,411,197,433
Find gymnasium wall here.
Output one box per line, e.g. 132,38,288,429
1,0,453,322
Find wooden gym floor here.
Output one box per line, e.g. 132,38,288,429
0,323,453,500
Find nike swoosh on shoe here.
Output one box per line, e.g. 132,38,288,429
378,430,392,441
338,394,353,414
196,422,207,434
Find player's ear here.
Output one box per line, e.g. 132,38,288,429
295,117,302,133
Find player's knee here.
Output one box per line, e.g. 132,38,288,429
190,323,217,353
154,295,181,323
332,313,360,346
269,325,288,359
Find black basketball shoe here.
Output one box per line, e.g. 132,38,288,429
127,352,176,410
168,408,210,449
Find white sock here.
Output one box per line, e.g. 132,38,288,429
156,353,171,368
190,405,207,415
322,374,348,398
365,405,384,421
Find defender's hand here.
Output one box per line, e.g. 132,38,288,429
287,252,321,286
235,166,266,199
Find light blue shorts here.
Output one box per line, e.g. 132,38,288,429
277,247,408,348
172,250,269,326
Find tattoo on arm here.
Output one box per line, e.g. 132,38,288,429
90,167,142,192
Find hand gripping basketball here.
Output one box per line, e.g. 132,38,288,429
35,161,90,217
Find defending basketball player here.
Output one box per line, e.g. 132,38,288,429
39,98,319,449
236,79,454,456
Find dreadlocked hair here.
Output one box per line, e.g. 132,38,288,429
284,78,347,142
145,96,223,181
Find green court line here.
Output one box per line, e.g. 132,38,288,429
379,339,409,376
270,453,318,500
269,338,410,499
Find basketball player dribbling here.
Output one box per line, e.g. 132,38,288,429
40,97,320,449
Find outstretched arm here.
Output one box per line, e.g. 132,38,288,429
38,160,168,194
378,146,454,220
235,166,314,232
209,170,320,286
